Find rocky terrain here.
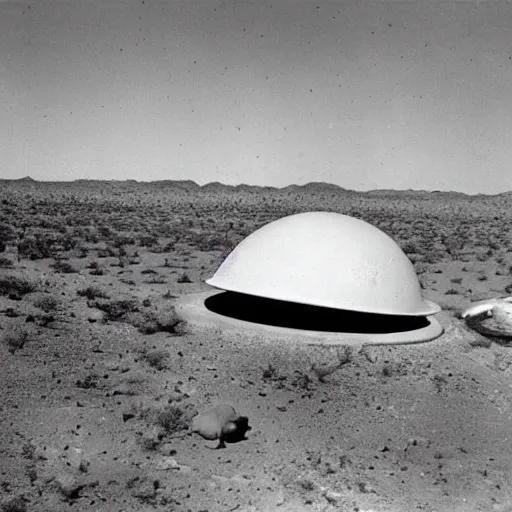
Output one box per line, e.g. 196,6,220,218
2,178,512,512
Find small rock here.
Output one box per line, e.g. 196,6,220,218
154,457,180,470
87,310,104,323
323,489,343,504
54,473,83,499
122,412,135,422
66,447,85,468
78,460,90,473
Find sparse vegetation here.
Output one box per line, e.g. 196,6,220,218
77,286,109,300
0,257,14,268
33,295,59,312
141,349,170,371
50,259,78,274
1,495,28,512
156,405,189,435
91,298,139,321
0,276,37,298
177,272,192,283
3,179,512,511
2,328,29,354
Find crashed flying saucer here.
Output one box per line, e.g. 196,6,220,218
183,211,443,345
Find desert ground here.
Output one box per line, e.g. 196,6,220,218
2,178,512,512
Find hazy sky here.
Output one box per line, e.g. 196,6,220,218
2,0,512,193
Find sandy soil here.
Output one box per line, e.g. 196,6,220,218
2,181,512,512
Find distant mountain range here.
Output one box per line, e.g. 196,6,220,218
4,176,510,199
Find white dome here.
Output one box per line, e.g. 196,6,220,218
206,212,440,317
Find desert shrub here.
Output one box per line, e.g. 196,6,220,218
141,349,170,370
2,328,29,354
1,495,28,512
400,241,419,254
0,257,14,268
292,371,314,390
72,245,88,259
196,234,226,252
125,306,183,335
444,238,465,256
156,405,188,435
105,246,119,257
57,234,79,251
477,275,488,281
33,295,59,312
450,278,463,284
51,260,78,274
83,230,99,244
0,223,16,253
143,275,166,284
77,286,109,300
98,226,113,239
18,236,52,260
0,276,37,297
177,273,192,283
138,235,158,247
112,235,135,248
75,374,99,389
423,252,442,264
92,298,139,321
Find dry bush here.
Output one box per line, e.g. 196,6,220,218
0,257,14,268
141,349,171,370
400,241,419,254
143,275,166,284
125,306,184,335
1,495,28,512
33,295,60,312
156,405,189,435
141,269,158,275
77,286,109,300
18,236,53,260
0,223,16,253
50,259,78,274
2,327,29,354
177,272,192,283
138,235,159,247
91,298,139,321
0,276,37,298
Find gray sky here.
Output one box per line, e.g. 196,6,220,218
2,0,512,194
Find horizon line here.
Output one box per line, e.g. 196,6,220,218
1,176,508,197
